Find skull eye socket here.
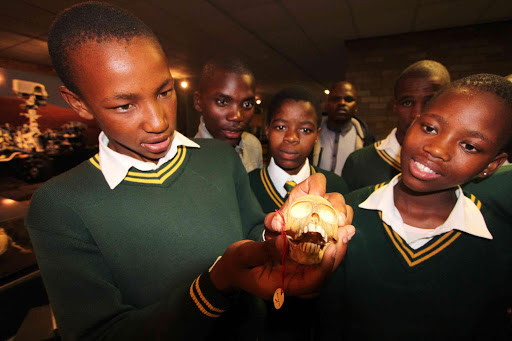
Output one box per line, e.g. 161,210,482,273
290,202,313,219
318,205,337,224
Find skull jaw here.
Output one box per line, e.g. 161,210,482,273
289,241,330,265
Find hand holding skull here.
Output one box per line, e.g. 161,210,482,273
210,173,355,300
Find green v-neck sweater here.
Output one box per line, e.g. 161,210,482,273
342,141,401,191
248,165,349,214
26,139,266,340
462,163,512,221
314,184,512,340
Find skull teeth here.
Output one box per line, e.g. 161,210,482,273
301,223,327,242
301,242,321,253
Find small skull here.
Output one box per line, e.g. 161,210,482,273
282,194,339,264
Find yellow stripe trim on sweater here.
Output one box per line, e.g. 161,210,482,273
194,275,225,313
126,147,184,178
90,154,101,169
374,142,401,171
89,147,187,184
470,194,482,210
261,167,285,208
189,276,223,318
124,147,186,184
374,182,386,191
375,190,481,267
379,211,462,267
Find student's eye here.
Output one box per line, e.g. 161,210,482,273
421,124,437,134
344,96,355,103
299,128,313,134
242,101,254,109
159,88,174,98
113,104,133,112
460,142,479,153
216,98,228,106
275,125,286,131
401,100,413,107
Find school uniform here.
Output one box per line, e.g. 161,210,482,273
342,128,401,191
315,175,512,340
27,131,266,340
462,164,512,221
248,158,349,214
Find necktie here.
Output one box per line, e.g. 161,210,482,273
284,180,297,195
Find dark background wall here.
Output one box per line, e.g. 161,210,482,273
344,20,512,140
1,21,511,142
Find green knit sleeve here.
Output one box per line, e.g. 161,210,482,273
341,152,359,192
26,183,234,340
233,153,266,242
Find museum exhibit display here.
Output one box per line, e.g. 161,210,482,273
0,79,99,340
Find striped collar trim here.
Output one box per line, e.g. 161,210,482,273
260,165,316,208
381,210,462,267
374,140,401,171
89,145,188,185
378,192,484,267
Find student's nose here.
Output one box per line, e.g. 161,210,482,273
227,106,244,122
424,138,451,161
284,129,299,143
143,102,168,133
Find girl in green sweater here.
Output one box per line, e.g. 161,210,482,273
316,73,512,340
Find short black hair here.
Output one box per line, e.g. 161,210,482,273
429,73,512,152
267,86,321,126
394,60,451,98
199,56,255,92
48,1,159,96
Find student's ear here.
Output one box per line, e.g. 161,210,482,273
316,127,321,143
59,86,94,120
265,125,270,138
478,152,508,178
193,91,203,113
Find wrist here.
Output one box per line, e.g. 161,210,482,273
209,256,237,295
189,272,232,317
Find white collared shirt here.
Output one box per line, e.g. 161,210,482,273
375,128,401,161
267,158,311,198
194,116,262,172
359,175,492,249
98,131,200,189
